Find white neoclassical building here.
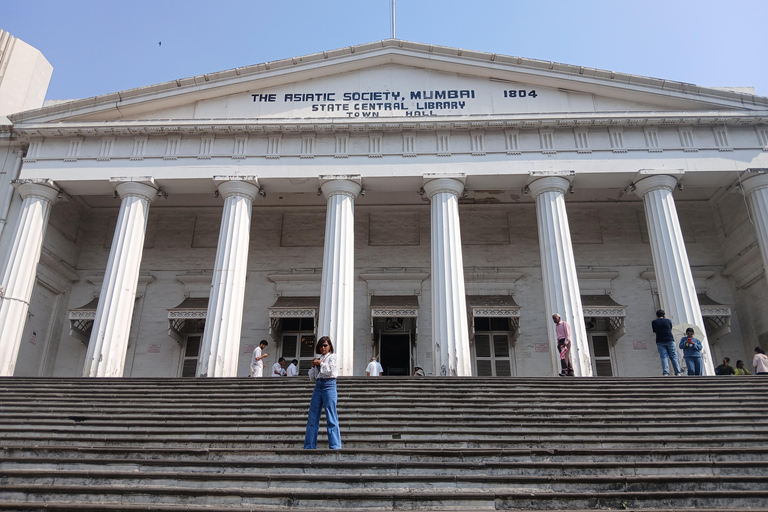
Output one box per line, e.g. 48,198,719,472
1,39,767,378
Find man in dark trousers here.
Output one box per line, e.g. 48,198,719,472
652,310,682,376
552,313,574,376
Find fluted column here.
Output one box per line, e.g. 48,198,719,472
529,177,592,376
741,173,768,286
197,179,259,377
0,180,59,376
424,178,471,376
634,175,714,375
83,181,157,377
318,179,361,376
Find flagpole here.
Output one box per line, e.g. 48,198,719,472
392,0,396,39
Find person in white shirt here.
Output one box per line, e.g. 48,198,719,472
250,340,269,377
271,357,286,377
366,356,383,376
754,346,768,375
285,359,299,377
304,336,341,449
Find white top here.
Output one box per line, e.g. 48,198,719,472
366,360,383,376
285,363,298,377
271,362,285,377
308,353,339,382
250,346,263,374
754,353,768,373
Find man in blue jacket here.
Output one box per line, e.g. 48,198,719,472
652,310,682,376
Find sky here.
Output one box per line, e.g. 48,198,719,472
2,0,768,101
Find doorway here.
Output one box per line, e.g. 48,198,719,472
379,333,411,376
588,332,616,376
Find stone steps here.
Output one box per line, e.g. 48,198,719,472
5,445,767,463
1,376,767,510
3,485,768,509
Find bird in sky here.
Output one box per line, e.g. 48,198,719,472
158,41,162,47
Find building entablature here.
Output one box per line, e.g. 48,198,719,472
11,111,768,140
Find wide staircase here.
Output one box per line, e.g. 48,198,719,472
1,377,767,511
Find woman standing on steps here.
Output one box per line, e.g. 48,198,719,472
304,336,342,449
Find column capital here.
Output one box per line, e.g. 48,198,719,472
740,172,768,197
528,176,569,198
115,181,158,202
423,177,464,199
321,178,361,199
13,179,60,203
633,175,678,197
216,180,260,201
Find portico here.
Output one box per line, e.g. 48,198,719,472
2,40,767,379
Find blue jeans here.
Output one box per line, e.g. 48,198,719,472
684,357,703,376
656,341,682,375
304,378,341,449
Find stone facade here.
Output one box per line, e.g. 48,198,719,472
1,40,767,378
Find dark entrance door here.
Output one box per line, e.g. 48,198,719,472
379,333,410,376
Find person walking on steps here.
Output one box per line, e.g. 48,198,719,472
651,310,682,376
304,336,342,449
250,340,269,378
552,313,574,376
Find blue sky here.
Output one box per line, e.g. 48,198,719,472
3,0,768,100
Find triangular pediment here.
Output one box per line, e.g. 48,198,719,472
11,40,768,125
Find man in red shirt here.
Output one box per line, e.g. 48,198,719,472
552,313,574,376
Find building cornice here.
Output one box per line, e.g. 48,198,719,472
10,111,768,140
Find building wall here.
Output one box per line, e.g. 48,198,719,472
37,194,751,378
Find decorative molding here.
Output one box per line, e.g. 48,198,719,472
64,137,83,162
300,134,315,159
334,132,349,158
470,130,485,156
539,128,555,154
98,137,114,161
371,308,418,317
643,127,662,152
232,135,248,159
198,136,214,159
168,310,208,319
268,308,317,318
574,128,591,154
436,131,451,157
130,136,147,161
678,126,697,152
267,133,282,159
165,135,181,160
505,128,520,155
713,126,732,152
700,306,731,316
582,306,626,317
368,131,382,158
402,132,416,157
471,307,520,317
608,127,625,153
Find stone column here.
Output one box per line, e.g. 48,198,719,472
741,173,768,286
0,180,59,376
634,174,714,375
197,179,259,377
529,177,592,377
424,178,471,376
318,179,361,376
83,181,157,377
